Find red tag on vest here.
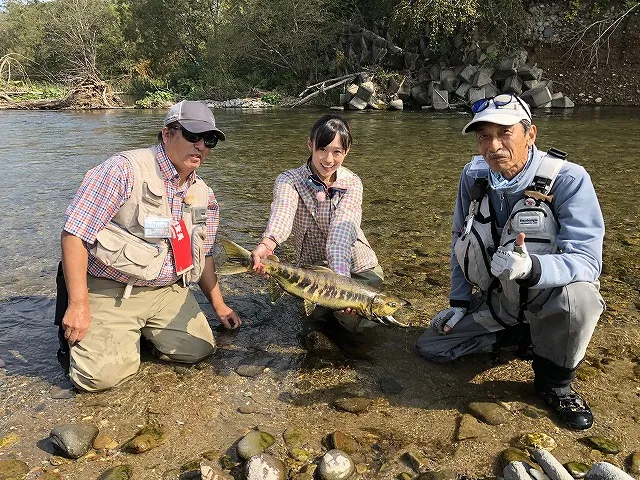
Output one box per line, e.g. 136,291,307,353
169,219,194,275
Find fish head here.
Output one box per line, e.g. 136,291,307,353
370,292,411,318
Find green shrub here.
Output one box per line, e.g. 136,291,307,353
260,92,281,105
134,90,175,109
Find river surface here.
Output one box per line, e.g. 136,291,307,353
0,106,639,387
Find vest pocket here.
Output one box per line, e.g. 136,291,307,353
91,222,168,281
454,226,493,291
188,225,207,284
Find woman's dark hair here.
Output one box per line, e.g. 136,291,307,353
309,114,352,151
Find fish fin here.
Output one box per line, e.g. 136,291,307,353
221,239,252,264
268,279,285,303
216,264,252,276
302,265,334,273
267,254,280,262
302,299,317,316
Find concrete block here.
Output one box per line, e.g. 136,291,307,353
473,71,493,87
503,75,523,95
498,56,519,74
404,52,419,70
387,77,400,94
468,86,486,104
348,96,367,110
432,88,449,109
397,85,412,101
455,82,472,99
551,95,575,108
521,86,552,108
346,84,359,95
458,65,478,84
442,76,459,93
518,63,543,81
356,81,375,102
410,83,426,99
427,80,441,96
389,98,404,110
484,83,500,98
339,92,352,105
415,91,431,106
429,64,441,81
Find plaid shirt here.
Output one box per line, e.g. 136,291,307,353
263,161,378,276
63,144,219,286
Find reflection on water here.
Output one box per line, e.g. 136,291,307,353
1,106,639,379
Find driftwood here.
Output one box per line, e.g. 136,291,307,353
291,72,364,108
0,76,122,110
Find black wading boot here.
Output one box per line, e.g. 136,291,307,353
533,354,593,430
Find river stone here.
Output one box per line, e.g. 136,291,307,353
585,462,635,480
49,423,99,459
531,448,574,480
318,449,355,480
238,405,260,414
0,459,29,478
93,432,118,451
245,453,285,480
304,331,341,356
50,386,75,399
403,450,429,472
416,469,457,480
530,470,552,480
332,396,372,414
501,448,538,470
520,406,547,419
398,473,414,480
565,462,591,478
379,377,404,394
283,427,307,449
580,437,623,455
516,433,557,451
0,433,19,449
629,452,640,475
469,401,510,425
97,465,133,480
235,365,266,377
456,413,492,440
123,424,167,453
504,461,534,480
237,429,276,460
201,460,233,480
327,431,358,454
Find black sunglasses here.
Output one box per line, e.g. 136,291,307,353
471,94,532,121
170,125,219,148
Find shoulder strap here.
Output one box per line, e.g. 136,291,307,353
528,148,567,195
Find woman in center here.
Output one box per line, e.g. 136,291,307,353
251,114,383,332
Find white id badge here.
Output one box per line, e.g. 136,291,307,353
144,216,172,238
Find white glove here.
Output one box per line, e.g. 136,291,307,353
491,239,532,281
430,307,467,334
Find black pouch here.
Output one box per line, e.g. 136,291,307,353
55,261,70,369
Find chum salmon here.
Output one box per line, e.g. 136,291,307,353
219,239,410,327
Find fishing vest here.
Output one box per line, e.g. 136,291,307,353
453,149,567,307
89,147,209,297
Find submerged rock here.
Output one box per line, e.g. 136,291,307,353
501,447,538,471
580,437,623,455
468,401,510,425
235,365,266,377
97,465,133,480
565,462,591,478
332,396,372,414
329,430,359,454
628,451,640,475
245,453,285,480
456,413,492,440
49,423,99,459
237,429,276,460
516,433,557,451
318,449,354,480
123,424,167,454
0,459,29,478
0,433,19,449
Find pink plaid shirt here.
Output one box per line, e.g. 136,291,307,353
263,161,378,277
63,144,219,286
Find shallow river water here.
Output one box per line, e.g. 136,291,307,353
0,106,639,478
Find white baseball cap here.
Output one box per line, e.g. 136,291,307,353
462,94,532,134
164,100,226,140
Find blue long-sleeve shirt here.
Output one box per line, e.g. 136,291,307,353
449,145,604,306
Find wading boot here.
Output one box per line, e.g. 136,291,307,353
537,386,593,430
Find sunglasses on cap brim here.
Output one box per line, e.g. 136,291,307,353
471,94,532,121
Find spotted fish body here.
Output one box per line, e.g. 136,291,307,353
220,239,409,324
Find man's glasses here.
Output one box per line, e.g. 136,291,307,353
170,125,219,148
471,94,532,121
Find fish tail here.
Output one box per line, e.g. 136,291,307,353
218,239,253,275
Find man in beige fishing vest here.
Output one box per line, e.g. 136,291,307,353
60,100,241,392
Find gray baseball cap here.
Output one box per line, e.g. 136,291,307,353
164,100,226,140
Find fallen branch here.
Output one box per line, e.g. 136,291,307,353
291,75,358,108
